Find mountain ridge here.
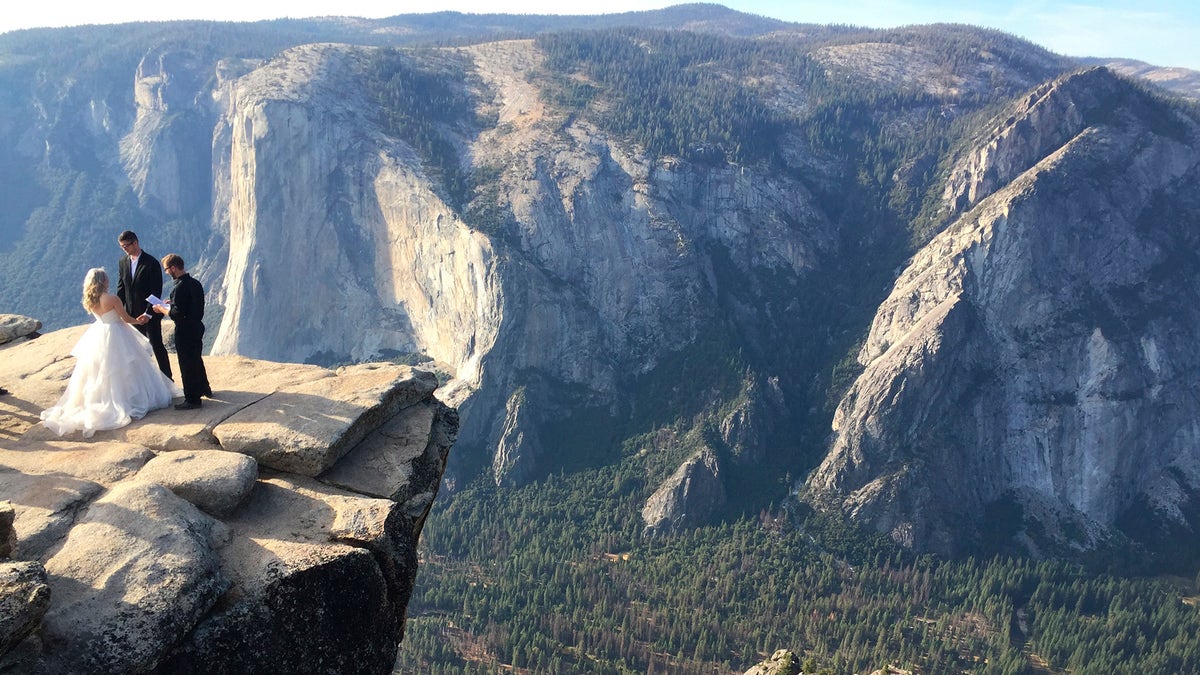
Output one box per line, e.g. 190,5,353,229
1,4,1198,565
803,65,1200,559
4,8,1200,671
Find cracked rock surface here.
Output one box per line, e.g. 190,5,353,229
0,320,457,673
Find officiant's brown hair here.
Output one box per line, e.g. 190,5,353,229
161,253,184,271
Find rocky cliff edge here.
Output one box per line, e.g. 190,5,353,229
0,316,457,673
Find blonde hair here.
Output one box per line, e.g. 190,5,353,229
82,268,108,312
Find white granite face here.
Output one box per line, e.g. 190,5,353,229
805,68,1200,554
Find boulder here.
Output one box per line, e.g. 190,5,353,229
0,561,49,656
37,483,227,674
134,449,258,517
0,315,41,346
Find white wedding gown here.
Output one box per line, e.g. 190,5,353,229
40,309,181,438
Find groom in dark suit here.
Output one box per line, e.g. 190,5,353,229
117,230,172,378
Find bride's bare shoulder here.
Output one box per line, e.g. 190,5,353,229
96,293,122,312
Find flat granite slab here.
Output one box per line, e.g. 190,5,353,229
212,364,438,475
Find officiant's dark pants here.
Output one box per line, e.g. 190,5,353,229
135,317,172,379
176,324,211,403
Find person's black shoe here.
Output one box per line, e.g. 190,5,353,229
174,401,202,410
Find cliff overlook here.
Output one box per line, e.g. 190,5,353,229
4,7,1200,672
0,317,457,672
1,8,1199,566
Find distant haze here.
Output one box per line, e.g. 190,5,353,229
2,0,1198,70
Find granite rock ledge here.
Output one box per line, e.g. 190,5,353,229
0,318,457,673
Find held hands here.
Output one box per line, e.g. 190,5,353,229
134,314,150,325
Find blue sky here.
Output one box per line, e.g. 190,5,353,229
3,1,1198,70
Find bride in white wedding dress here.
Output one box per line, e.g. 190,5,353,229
40,268,181,438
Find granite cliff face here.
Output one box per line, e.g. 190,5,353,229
120,47,216,219
4,13,1200,561
212,44,502,376
803,68,1200,556
0,317,457,672
194,39,839,493
641,447,727,535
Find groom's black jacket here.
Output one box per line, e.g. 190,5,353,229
117,248,172,378
117,251,164,321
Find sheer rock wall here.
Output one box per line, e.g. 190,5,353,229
803,69,1200,555
202,41,834,488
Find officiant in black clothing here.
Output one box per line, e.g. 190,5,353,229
155,253,212,410
117,230,172,378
